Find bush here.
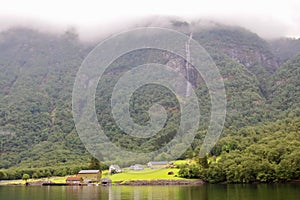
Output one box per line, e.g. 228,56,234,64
22,174,30,182
178,164,202,179
0,171,8,180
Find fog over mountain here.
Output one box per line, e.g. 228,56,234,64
0,15,300,43
1,0,300,41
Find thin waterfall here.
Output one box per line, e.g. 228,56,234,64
185,32,193,97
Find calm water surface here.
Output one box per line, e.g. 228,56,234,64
0,184,299,200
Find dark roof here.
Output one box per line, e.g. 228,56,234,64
78,170,100,174
101,178,112,183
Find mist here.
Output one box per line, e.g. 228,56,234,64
0,14,299,42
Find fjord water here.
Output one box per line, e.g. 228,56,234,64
0,184,299,200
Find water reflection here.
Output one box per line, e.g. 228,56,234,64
1,184,300,200
107,185,205,200
63,184,300,200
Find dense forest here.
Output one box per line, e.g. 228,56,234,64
0,21,299,182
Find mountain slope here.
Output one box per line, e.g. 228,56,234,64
0,23,298,170
267,53,300,115
0,28,90,168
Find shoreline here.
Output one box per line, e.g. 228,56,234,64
0,178,205,186
114,179,205,186
2,179,300,186
0,179,204,186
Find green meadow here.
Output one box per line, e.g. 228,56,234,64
103,168,186,183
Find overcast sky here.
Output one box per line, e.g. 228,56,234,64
0,0,300,40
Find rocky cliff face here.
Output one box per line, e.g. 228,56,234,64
157,24,280,96
220,43,279,74
194,27,279,70
186,25,281,94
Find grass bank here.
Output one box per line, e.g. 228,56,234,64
0,176,67,185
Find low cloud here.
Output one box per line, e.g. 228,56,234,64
0,14,299,42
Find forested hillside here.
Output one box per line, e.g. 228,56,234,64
0,28,90,170
0,22,299,180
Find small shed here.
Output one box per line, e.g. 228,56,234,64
130,164,144,171
77,170,101,183
101,178,112,185
109,165,122,174
147,161,168,169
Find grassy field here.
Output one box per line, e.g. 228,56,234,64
0,176,68,185
102,168,189,183
173,159,195,166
